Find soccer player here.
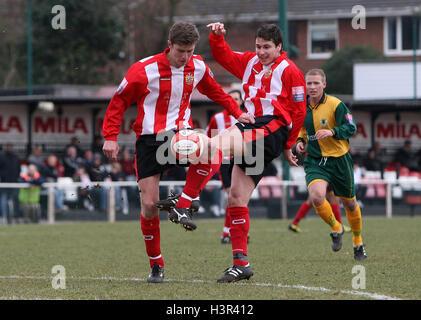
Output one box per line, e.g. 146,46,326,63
102,22,254,283
288,187,352,233
295,68,367,260
159,22,307,282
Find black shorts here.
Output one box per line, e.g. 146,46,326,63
234,115,289,186
135,132,189,180
218,161,234,189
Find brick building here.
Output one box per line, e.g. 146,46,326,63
174,0,421,84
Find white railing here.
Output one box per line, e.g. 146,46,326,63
1,179,421,224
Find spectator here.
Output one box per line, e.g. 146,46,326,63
393,140,419,171
66,136,84,159
43,154,68,212
75,166,95,212
363,148,383,172
27,145,46,174
85,154,108,211
110,162,129,215
119,148,136,180
0,144,21,224
83,149,94,168
18,164,44,223
92,135,106,163
63,146,84,179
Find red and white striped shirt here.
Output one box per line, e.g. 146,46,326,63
206,110,238,138
209,33,307,149
103,48,243,140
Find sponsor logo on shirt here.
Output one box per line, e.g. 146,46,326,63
292,86,305,102
320,118,328,127
116,77,128,94
307,134,317,141
345,113,354,124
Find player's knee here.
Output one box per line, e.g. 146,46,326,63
141,199,158,217
310,191,325,207
227,190,246,207
343,199,358,211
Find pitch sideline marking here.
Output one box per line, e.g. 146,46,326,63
0,274,401,300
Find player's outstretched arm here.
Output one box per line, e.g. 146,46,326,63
206,22,226,36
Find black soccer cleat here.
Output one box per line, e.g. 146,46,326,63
168,207,197,231
155,191,180,211
353,244,367,261
155,192,200,213
330,224,344,252
221,235,231,244
217,265,254,283
147,263,164,283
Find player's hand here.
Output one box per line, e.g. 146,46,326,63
237,112,255,124
283,148,299,167
296,141,305,154
103,140,119,161
315,129,334,140
206,22,226,36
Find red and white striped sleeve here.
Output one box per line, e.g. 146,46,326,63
281,65,307,149
102,63,147,141
208,33,255,80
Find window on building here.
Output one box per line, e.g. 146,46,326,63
385,16,421,55
308,19,338,59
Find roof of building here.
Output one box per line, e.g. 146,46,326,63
175,0,421,22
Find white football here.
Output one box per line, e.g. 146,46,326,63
171,129,205,162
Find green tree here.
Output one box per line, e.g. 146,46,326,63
321,45,387,95
27,0,126,85
0,0,26,87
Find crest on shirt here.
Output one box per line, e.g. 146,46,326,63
320,118,328,127
264,69,273,79
185,73,194,86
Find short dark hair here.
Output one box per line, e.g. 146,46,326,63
228,89,242,97
169,21,200,46
256,24,283,47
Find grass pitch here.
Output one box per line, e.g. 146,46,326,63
0,217,420,300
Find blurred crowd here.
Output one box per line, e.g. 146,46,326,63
1,136,421,224
0,136,137,224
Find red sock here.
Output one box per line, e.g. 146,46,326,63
228,206,249,266
222,206,231,237
292,202,311,225
330,203,342,223
140,215,164,268
177,149,223,208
